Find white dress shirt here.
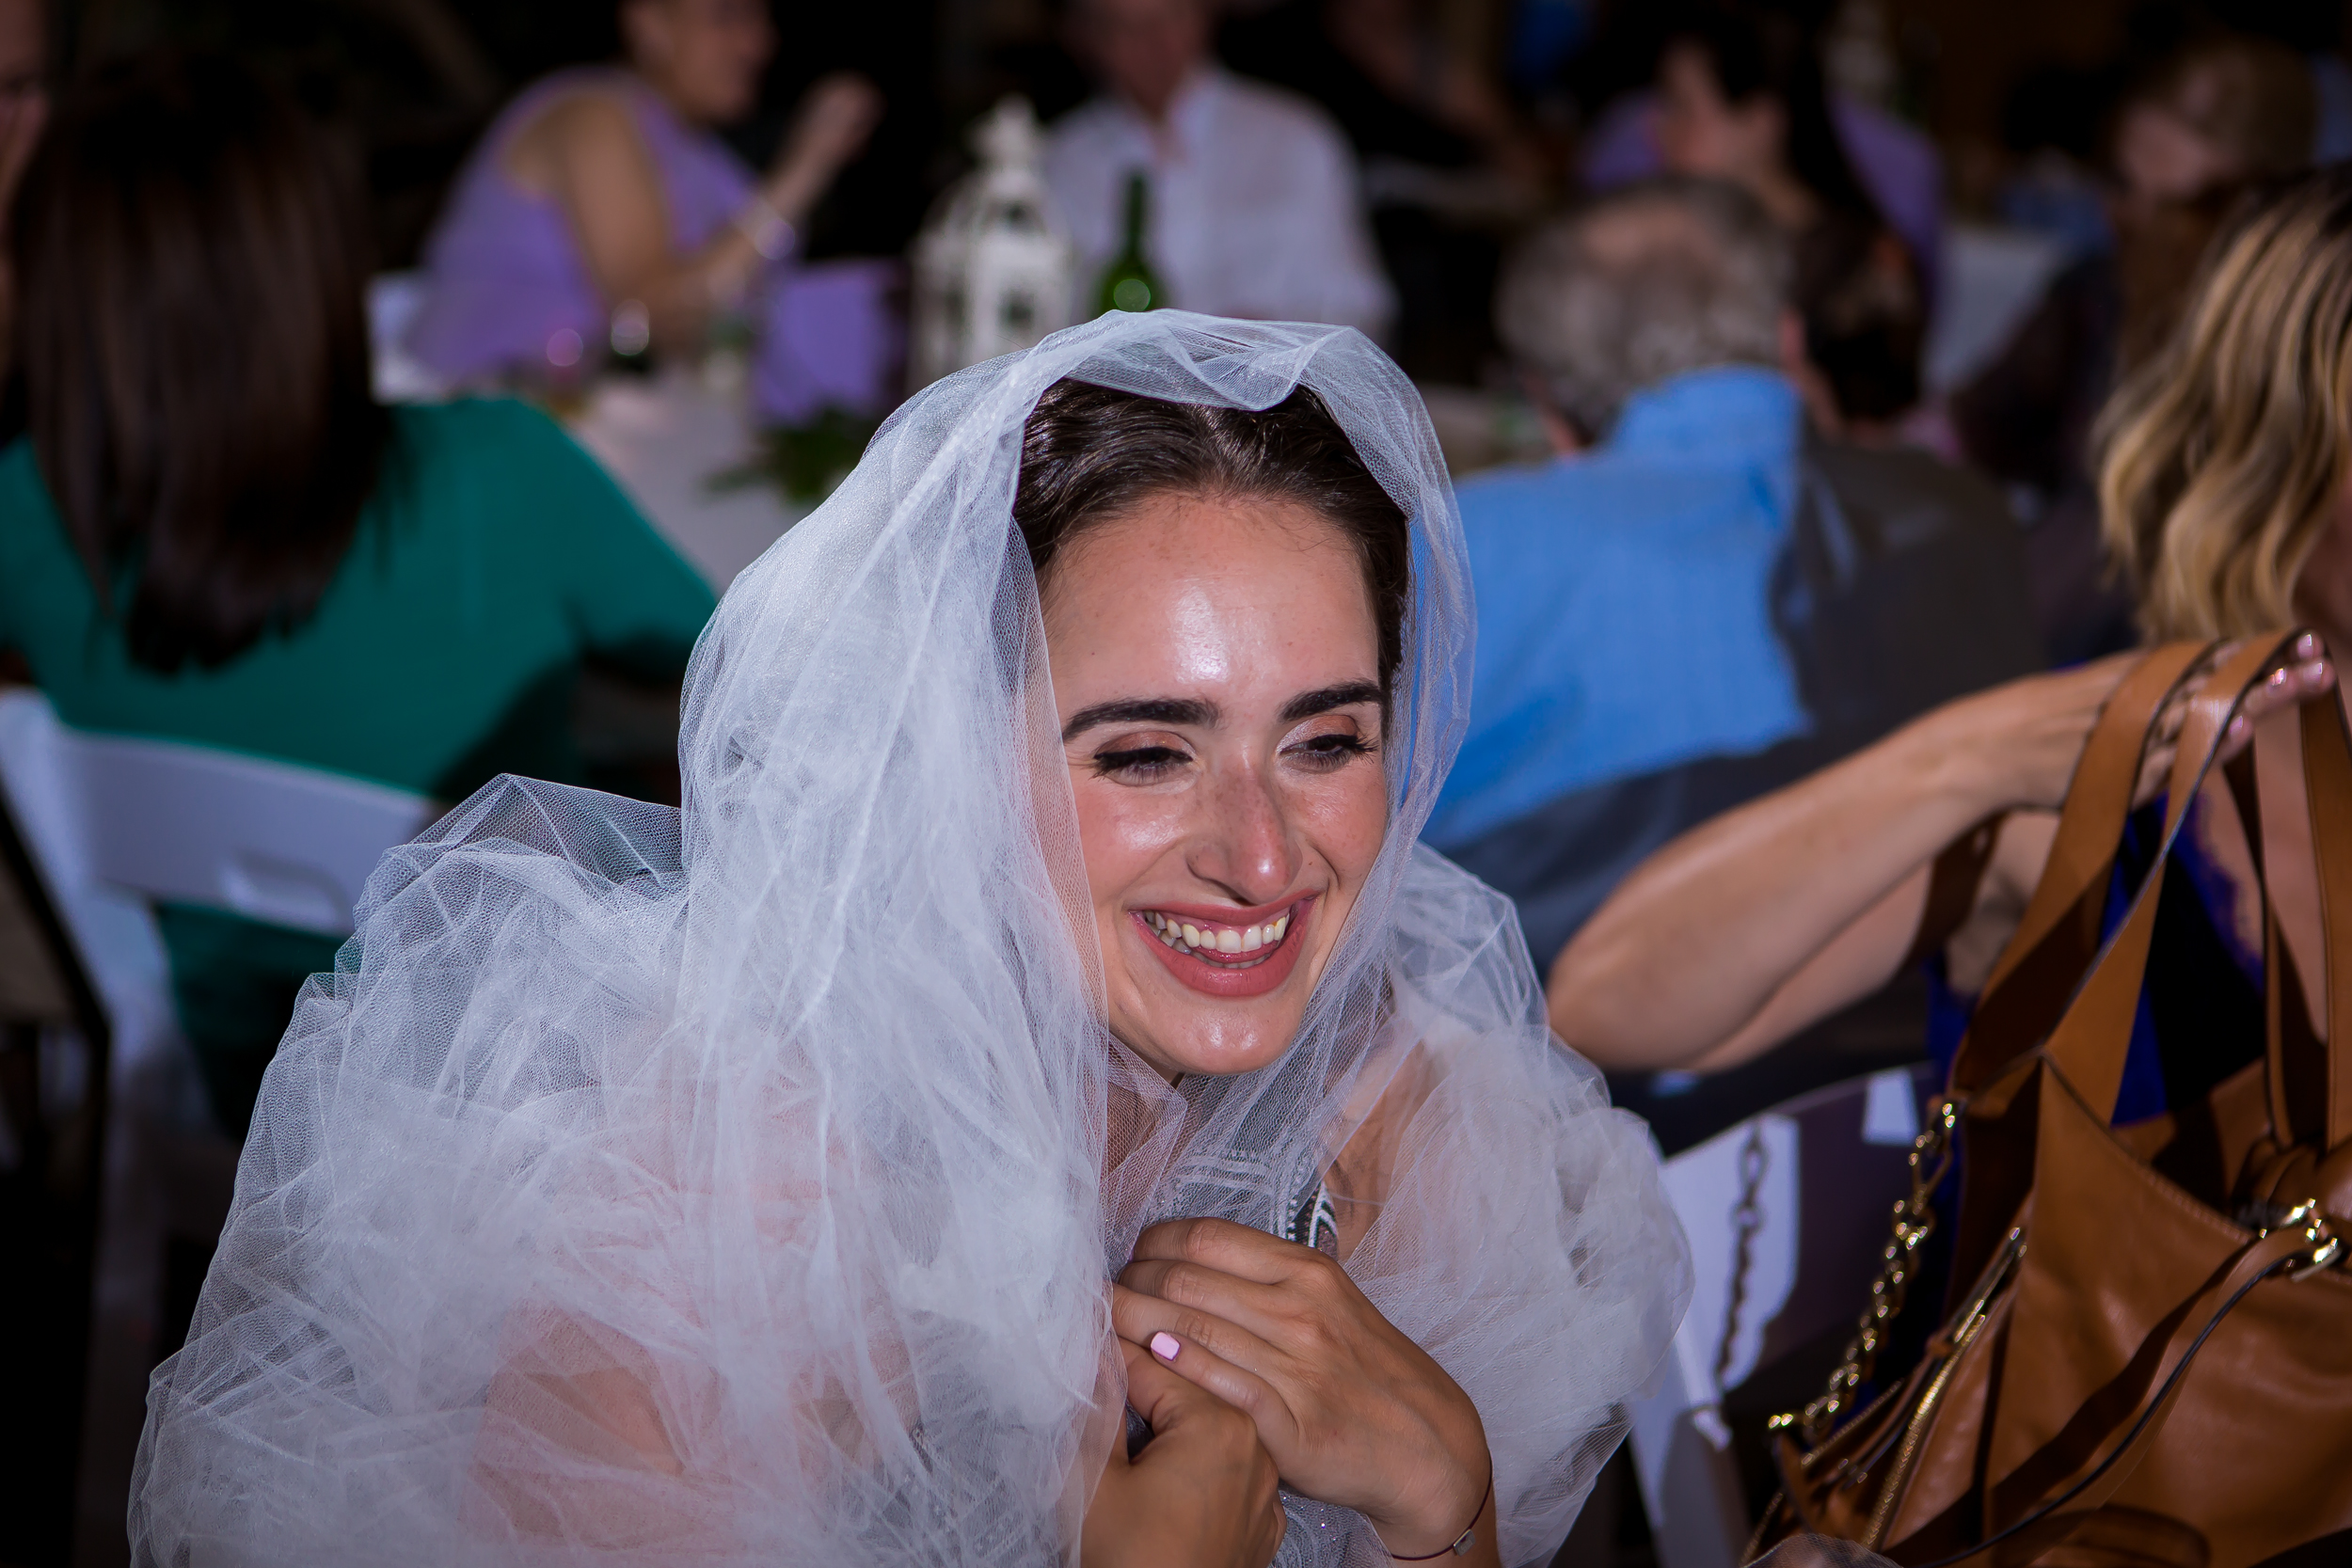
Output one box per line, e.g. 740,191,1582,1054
1043,67,1395,337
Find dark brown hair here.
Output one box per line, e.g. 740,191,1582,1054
1011,380,1410,693
1794,212,1923,423
11,50,390,672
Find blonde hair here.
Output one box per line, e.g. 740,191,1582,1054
2098,168,2352,641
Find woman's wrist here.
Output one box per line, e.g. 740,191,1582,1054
1887,698,2017,827
1369,1437,1491,1559
759,161,828,230
731,190,797,263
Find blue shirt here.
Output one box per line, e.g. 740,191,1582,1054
1425,366,1811,849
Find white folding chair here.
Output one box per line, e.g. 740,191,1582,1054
0,688,440,1539
0,689,436,1051
1627,1063,1938,1568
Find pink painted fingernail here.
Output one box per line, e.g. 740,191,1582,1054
1150,1332,1181,1361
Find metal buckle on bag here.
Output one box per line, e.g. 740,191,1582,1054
2259,1200,2345,1282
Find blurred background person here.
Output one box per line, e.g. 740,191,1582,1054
1432,176,2037,981
404,0,892,421
1584,2,1943,301
1228,0,1543,182
2,51,716,1138
1953,27,2317,664
0,0,48,395
1217,0,1549,377
1043,0,1395,334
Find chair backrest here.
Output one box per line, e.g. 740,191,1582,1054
58,717,437,938
1626,1062,1937,1568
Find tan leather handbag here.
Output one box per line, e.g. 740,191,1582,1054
1753,634,2352,1568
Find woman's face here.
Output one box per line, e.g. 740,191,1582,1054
2113,98,2237,214
1041,492,1391,1083
624,0,774,124
1655,43,1785,189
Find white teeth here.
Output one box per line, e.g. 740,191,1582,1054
1142,909,1295,958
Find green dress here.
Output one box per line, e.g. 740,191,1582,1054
0,398,718,1133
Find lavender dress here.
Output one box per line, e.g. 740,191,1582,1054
406,68,898,423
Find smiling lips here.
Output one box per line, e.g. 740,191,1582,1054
1132,898,1313,999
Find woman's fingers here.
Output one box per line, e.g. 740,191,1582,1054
1130,1216,1318,1285
1121,1315,1302,1469
1118,1257,1292,1344
791,72,882,167
1112,1284,1289,1415
1102,1339,1290,1568
1117,1335,1201,1437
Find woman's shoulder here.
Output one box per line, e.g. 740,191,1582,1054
0,436,66,567
0,436,65,545
382,399,625,512
498,71,650,193
392,395,563,456
0,434,37,495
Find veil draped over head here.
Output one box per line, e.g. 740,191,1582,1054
133,314,1690,1567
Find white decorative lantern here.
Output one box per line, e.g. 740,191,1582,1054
910,97,1077,388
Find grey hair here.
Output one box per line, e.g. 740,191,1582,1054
1496,176,1791,439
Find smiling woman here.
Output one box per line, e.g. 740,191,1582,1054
130,315,1688,1568
1018,382,1406,1073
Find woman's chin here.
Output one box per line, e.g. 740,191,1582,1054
1122,1020,1297,1083
1111,963,1317,1082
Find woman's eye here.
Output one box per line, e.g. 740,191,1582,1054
1286,733,1375,773
1091,745,1190,782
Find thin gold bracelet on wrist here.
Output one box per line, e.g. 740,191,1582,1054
732,193,797,263
1382,1472,1490,1561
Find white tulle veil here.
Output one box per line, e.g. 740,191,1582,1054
131,313,1689,1567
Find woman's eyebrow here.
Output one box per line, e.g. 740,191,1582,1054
1062,696,1220,742
1279,682,1385,723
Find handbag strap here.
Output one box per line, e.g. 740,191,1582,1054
2298,693,2352,1154
2258,691,2352,1154
1952,642,2216,1094
2040,634,2304,1126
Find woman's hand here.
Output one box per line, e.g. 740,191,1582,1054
1911,641,2331,815
1903,652,2149,815
765,72,882,209
1112,1218,1497,1563
1084,1335,1287,1568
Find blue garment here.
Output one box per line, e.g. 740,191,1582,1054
1424,367,1810,849
1924,794,2264,1122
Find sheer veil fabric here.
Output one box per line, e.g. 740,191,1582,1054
131,313,1690,1567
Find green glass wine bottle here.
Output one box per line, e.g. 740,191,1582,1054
1093,171,1166,315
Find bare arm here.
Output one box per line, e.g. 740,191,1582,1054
1551,644,2340,1074
508,74,879,354
1547,657,2149,1073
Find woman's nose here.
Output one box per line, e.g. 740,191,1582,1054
1187,761,1298,906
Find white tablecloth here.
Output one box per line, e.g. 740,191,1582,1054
565,367,805,590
